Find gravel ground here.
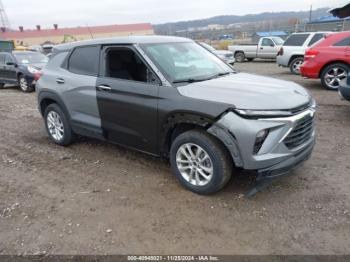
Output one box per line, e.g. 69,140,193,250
0,60,349,255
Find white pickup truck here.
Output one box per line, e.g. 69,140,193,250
228,37,284,62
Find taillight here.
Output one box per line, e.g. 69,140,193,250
304,49,319,60
277,47,284,56
34,71,42,81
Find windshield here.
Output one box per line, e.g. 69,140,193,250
141,42,233,83
272,37,284,45
13,52,48,64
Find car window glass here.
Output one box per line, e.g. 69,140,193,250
283,34,310,46
68,46,100,76
308,34,325,46
104,47,158,85
5,54,14,63
334,37,350,46
0,54,5,65
261,38,274,46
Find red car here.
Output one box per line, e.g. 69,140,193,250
300,31,350,90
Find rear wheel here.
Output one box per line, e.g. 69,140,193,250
289,57,304,75
170,129,233,195
44,103,75,146
18,75,34,93
0,83,4,88
321,63,348,90
234,52,245,63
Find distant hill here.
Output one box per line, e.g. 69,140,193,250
154,8,329,34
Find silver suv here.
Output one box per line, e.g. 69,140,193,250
37,36,316,195
277,32,330,74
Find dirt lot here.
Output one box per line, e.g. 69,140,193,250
0,61,349,255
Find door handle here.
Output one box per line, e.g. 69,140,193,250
97,85,111,91
56,78,65,84
260,47,264,49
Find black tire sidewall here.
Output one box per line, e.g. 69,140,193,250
290,57,303,75
44,104,73,146
235,52,245,63
170,131,231,195
321,63,349,91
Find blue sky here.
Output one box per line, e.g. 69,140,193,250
4,0,345,28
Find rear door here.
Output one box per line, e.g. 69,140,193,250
259,38,276,58
60,45,103,139
96,45,160,154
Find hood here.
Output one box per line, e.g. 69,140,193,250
214,50,233,56
21,63,46,70
177,72,311,110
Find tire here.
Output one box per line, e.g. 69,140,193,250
0,83,4,88
247,58,254,62
321,63,349,91
170,129,233,195
234,52,245,63
44,103,75,146
289,57,304,75
18,75,34,93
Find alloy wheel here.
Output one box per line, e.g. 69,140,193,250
292,59,303,74
47,111,64,141
324,67,347,90
176,143,213,186
19,77,28,91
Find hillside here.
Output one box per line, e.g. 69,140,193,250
154,8,329,34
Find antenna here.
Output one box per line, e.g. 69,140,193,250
0,0,10,29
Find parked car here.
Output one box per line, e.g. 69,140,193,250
0,51,48,92
228,37,284,62
300,31,350,90
276,32,330,74
198,42,235,65
339,76,350,101
37,36,316,195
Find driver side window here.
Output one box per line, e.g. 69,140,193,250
261,39,274,47
104,47,159,85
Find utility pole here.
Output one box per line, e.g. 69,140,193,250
0,0,10,29
309,5,313,23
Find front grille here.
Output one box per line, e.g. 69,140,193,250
284,114,314,149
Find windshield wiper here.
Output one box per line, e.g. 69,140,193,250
173,72,232,84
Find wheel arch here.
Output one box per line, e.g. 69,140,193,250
288,55,304,66
38,91,70,121
319,60,349,78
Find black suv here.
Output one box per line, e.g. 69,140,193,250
0,51,48,92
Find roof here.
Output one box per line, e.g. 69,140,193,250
0,23,153,39
329,3,350,18
308,15,350,24
53,35,193,52
255,31,287,37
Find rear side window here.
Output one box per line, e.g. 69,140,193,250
68,46,100,76
308,34,325,46
283,34,310,46
334,37,350,46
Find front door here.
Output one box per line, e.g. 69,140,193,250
96,45,160,154
259,38,276,59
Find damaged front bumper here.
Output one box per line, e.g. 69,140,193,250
208,108,316,196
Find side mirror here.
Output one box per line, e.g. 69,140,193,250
270,44,275,47
6,61,16,66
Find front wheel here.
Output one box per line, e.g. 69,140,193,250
321,63,348,90
289,57,304,75
170,130,233,195
44,103,75,146
18,75,34,92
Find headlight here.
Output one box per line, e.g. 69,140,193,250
27,65,41,74
310,99,317,110
234,108,293,117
